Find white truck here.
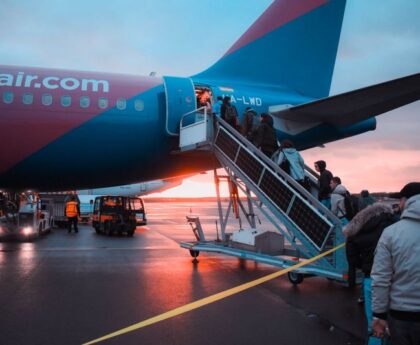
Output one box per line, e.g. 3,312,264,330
0,193,53,239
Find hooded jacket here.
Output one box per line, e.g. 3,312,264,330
372,194,420,320
331,184,348,218
344,203,395,277
242,109,259,141
254,116,278,153
315,160,332,200
275,148,305,181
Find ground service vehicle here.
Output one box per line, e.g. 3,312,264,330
91,196,138,236
131,197,147,225
0,193,53,239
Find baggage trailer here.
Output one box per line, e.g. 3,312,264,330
40,193,80,228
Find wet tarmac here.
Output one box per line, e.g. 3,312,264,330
0,201,367,345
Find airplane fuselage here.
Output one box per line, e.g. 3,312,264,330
0,65,375,191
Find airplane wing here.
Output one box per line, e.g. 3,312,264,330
270,73,420,127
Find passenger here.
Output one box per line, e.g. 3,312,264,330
212,96,223,117
330,176,349,225
65,195,80,233
199,90,212,113
254,113,278,157
314,160,333,209
241,107,259,142
220,96,239,129
371,182,420,344
344,203,396,345
273,140,309,191
359,190,375,211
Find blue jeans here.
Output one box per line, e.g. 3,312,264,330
364,278,389,345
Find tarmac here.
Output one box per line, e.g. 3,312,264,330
0,201,367,345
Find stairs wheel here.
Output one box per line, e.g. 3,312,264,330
288,272,304,285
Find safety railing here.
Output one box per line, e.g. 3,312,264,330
212,117,343,260
179,107,213,150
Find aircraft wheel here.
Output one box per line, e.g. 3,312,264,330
288,272,304,285
189,249,200,258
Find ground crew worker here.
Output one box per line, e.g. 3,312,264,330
66,195,80,233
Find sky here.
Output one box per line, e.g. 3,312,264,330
1,0,419,197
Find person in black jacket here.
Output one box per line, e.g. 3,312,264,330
343,203,396,345
314,160,333,209
220,96,239,129
254,113,278,157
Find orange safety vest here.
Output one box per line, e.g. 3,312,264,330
66,201,78,217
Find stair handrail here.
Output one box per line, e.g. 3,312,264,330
213,116,341,228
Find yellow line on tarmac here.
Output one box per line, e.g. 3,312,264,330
83,243,345,345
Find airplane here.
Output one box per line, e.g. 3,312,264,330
0,0,419,192
76,178,182,197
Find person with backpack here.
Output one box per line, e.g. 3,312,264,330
254,113,278,157
272,139,309,191
314,160,333,209
241,107,259,142
344,203,396,345
221,96,239,129
330,176,352,225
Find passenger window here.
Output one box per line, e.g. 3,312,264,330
2,91,14,104
80,96,90,108
98,97,108,109
134,99,144,111
42,94,53,106
22,93,34,105
61,95,71,107
116,98,126,110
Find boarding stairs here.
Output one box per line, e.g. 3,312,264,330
178,109,348,282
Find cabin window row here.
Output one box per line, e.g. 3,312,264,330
1,91,145,111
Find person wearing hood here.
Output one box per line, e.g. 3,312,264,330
344,203,396,345
371,182,420,344
241,107,259,142
254,113,278,157
273,139,309,190
314,160,333,209
330,176,349,224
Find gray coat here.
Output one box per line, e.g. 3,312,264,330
371,194,420,317
331,184,347,218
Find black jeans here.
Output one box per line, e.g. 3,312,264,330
67,217,78,232
389,315,420,345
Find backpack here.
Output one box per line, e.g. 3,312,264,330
245,111,259,139
342,191,357,220
278,150,290,174
224,105,237,122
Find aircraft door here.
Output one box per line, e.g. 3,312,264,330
163,76,196,136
